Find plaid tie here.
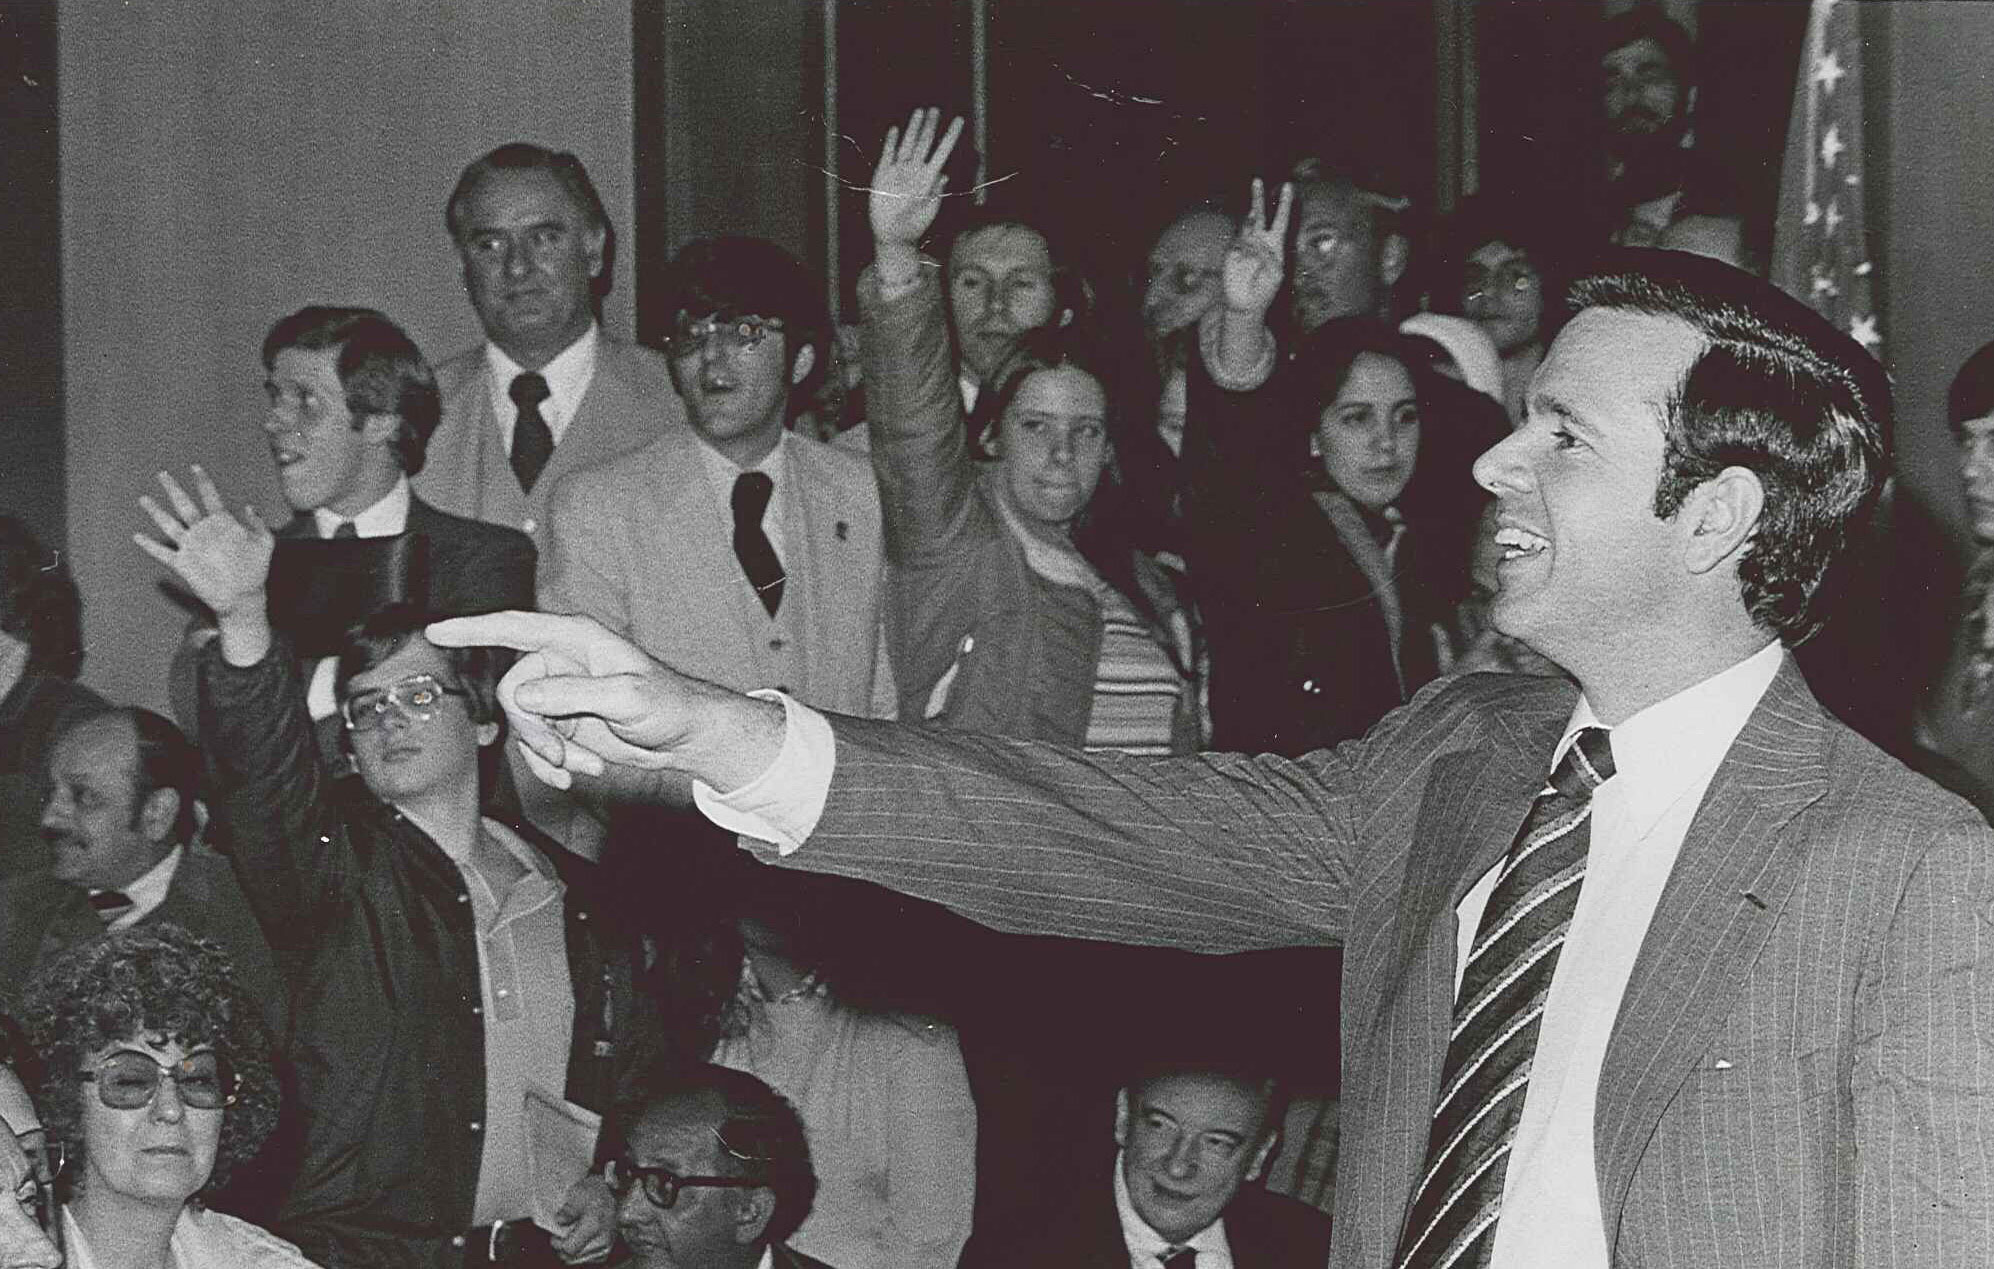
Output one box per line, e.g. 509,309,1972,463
1394,726,1615,1269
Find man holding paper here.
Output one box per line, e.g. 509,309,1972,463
136,467,655,1269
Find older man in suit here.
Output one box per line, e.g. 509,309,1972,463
540,235,893,720
971,1059,1329,1269
0,708,283,1043
416,142,685,550
432,245,1994,1267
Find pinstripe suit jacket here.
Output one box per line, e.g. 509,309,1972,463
775,658,1994,1267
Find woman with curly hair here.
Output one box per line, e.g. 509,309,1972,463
16,923,317,1268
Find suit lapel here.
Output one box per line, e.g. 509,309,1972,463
1592,657,1829,1243
782,435,855,703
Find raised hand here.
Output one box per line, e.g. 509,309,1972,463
1221,177,1295,319
869,106,964,254
426,611,782,794
134,466,274,622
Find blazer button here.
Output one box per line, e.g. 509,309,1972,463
451,1236,467,1249
457,893,470,904
522,517,537,534
469,1121,482,1133
769,637,786,651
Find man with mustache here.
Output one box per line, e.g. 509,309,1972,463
1600,8,1697,248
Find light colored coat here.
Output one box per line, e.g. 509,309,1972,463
540,423,895,718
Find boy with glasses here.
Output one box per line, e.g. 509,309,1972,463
136,466,658,1268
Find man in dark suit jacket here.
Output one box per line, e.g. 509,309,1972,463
0,708,284,1042
430,247,1994,1266
414,142,686,553
974,1060,1329,1269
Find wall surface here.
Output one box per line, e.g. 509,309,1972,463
61,0,634,708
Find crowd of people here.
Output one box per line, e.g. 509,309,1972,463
0,8,1987,1268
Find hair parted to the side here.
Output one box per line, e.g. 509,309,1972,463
262,306,443,476
17,923,281,1204
1569,250,1888,646
447,142,612,280
616,1063,817,1247
0,515,84,680
1124,1055,1288,1145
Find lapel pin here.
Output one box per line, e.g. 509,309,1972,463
1713,1058,1734,1071
1742,891,1768,910
835,521,849,541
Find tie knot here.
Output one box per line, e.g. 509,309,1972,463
733,470,775,519
88,890,133,924
1549,726,1615,798
330,520,359,540
1161,1248,1198,1269
509,371,551,408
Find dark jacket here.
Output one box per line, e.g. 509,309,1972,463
199,642,656,1269
968,1178,1331,1268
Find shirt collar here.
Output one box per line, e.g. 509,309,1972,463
313,475,411,539
1559,640,1784,837
697,430,789,491
485,322,600,424
1113,1150,1230,1263
100,843,184,919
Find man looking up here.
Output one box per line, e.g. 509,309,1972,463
418,143,684,548
540,235,893,722
136,468,656,1268
430,241,1992,1266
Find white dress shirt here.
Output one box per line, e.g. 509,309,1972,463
1467,639,1782,1267
697,435,792,573
98,844,185,931
484,323,600,452
695,644,1787,1269
1114,1151,1233,1269
305,477,412,721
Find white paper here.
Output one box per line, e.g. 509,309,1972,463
524,1082,602,1231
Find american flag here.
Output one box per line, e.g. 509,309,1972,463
1770,0,1879,357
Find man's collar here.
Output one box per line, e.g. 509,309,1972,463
97,843,184,917
313,475,411,539
485,322,600,407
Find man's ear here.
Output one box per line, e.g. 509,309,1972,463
138,787,180,845
1246,1127,1280,1184
1682,464,1765,575
585,226,608,280
790,343,818,387
731,1186,776,1246
1378,233,1410,291
1114,1090,1133,1150
358,412,402,447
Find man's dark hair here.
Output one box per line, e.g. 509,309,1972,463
1949,341,1994,430
262,306,443,477
1601,6,1695,86
52,707,201,845
617,1064,817,1248
658,235,833,424
1569,249,1887,646
1287,157,1415,254
0,516,83,680
333,605,503,731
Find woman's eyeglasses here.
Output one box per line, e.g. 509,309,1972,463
81,1050,235,1110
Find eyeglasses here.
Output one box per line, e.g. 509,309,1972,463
340,673,469,733
80,1050,236,1111
1463,261,1540,305
1147,262,1216,298
666,313,786,357
603,1157,766,1210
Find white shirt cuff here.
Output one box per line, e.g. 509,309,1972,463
692,690,836,856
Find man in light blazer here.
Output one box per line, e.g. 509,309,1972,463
429,245,1993,1267
415,142,685,550
540,235,893,720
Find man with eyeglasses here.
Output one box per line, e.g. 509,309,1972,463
1283,158,1412,337
605,1066,829,1269
539,235,894,725
137,465,659,1269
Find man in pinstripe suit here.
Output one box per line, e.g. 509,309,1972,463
433,249,1994,1267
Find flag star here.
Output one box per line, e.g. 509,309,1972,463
1825,199,1844,235
1814,50,1846,95
1821,124,1846,169
1811,267,1837,299
1804,200,1822,226
1854,261,1873,276
1849,314,1880,349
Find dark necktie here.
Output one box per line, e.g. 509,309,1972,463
1160,1248,1197,1269
88,889,134,925
732,471,785,617
330,521,358,540
1394,726,1616,1269
509,372,554,494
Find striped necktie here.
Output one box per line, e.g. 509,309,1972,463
1394,726,1615,1269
